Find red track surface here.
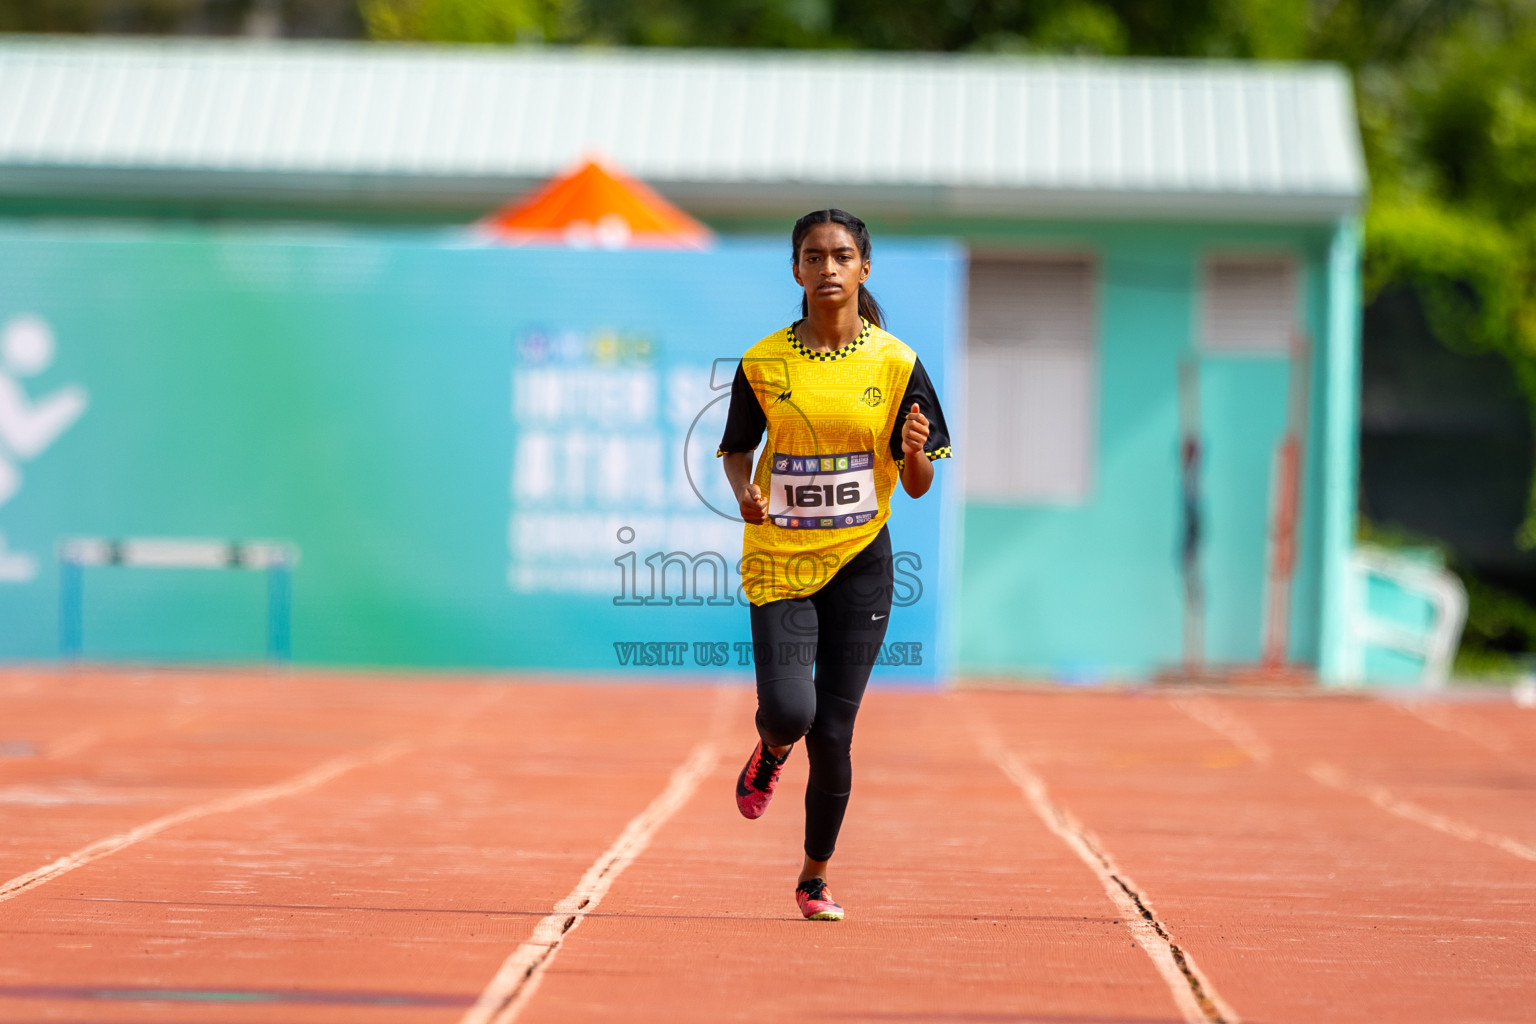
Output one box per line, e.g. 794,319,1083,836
1,670,1532,1023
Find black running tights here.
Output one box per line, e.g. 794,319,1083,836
748,527,893,862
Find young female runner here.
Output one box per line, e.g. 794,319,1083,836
716,208,952,921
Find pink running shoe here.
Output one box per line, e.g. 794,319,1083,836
735,740,789,819
795,878,844,921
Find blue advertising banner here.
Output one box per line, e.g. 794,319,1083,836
0,227,963,684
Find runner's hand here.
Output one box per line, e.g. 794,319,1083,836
740,482,768,524
902,402,930,456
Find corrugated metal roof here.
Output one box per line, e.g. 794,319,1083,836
0,37,1367,220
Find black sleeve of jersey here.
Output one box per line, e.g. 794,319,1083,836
716,362,767,456
888,356,954,464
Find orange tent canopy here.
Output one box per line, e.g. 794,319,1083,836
477,159,712,249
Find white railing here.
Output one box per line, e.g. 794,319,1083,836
1342,545,1467,689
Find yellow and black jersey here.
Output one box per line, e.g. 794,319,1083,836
716,318,953,606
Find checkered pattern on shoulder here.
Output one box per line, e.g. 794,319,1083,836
786,318,872,362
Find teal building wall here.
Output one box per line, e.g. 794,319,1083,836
951,218,1353,681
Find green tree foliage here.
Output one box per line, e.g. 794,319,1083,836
0,0,199,32
1457,571,1536,672
0,0,362,36
1352,6,1536,542
362,0,574,42
354,0,1208,53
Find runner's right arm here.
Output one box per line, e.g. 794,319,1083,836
721,452,768,523
718,361,769,524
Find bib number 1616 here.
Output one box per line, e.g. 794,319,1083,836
784,482,860,508
768,450,878,528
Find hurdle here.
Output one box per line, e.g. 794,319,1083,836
58,538,300,664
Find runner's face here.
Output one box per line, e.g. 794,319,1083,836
793,223,869,312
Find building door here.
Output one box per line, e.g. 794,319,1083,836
1196,256,1301,665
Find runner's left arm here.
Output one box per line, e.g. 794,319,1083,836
888,357,953,498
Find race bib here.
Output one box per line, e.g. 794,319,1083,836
766,451,878,530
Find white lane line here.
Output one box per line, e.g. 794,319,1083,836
989,748,1241,1024
1170,699,1536,862
1395,702,1514,758
1167,696,1273,764
1308,761,1536,862
0,738,416,903
459,740,720,1024
959,707,1240,1024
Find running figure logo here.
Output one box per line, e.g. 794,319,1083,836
0,315,88,582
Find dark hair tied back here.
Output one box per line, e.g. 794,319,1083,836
790,208,886,330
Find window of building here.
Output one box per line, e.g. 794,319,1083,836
1201,256,1298,355
964,256,1096,503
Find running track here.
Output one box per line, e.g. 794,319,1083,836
1,670,1532,1023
